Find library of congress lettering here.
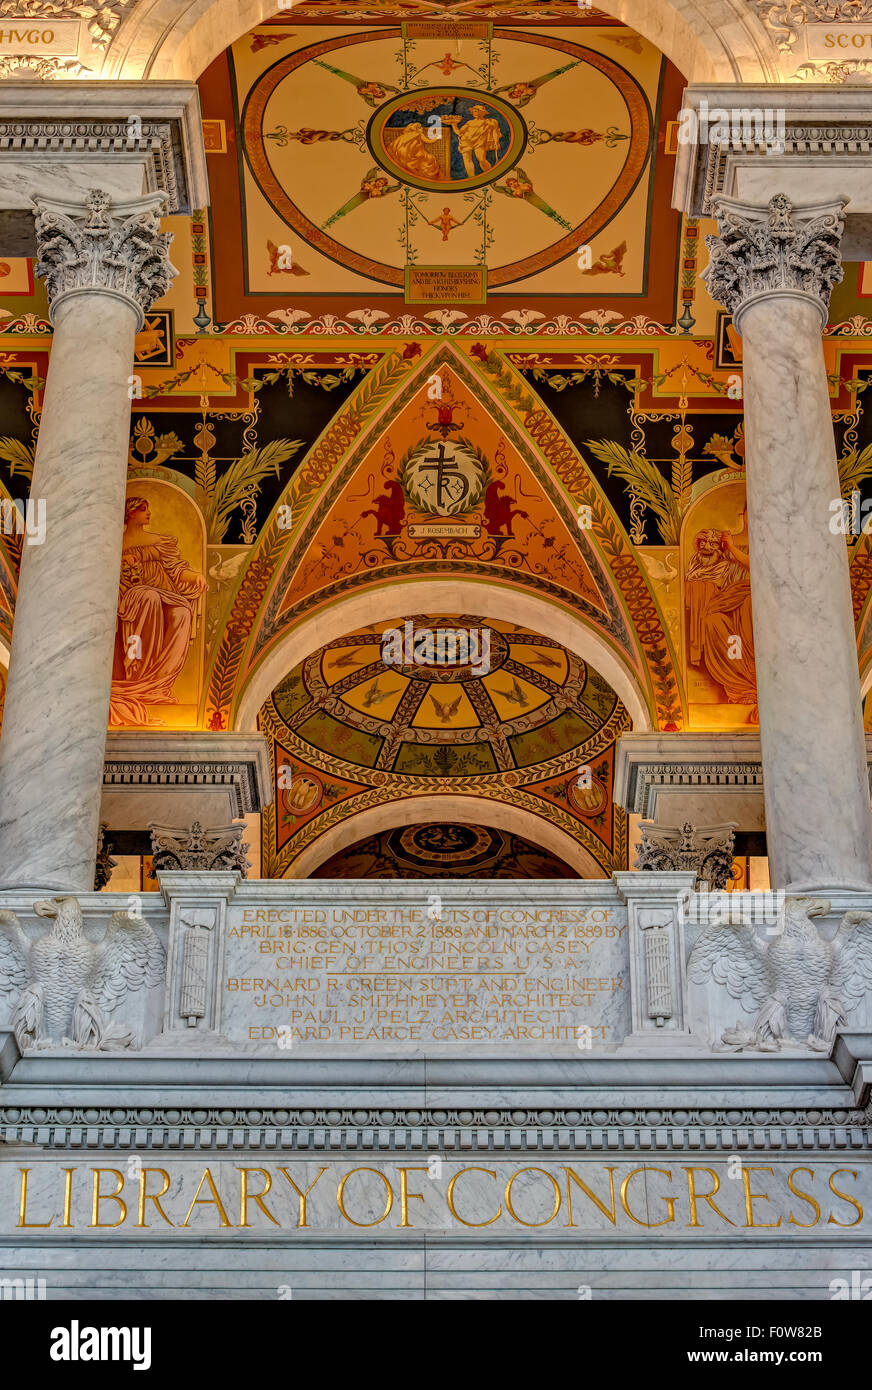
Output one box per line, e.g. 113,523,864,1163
6,0,872,1305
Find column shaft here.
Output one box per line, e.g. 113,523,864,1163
0,189,175,891
0,294,138,889
742,294,872,890
704,193,872,892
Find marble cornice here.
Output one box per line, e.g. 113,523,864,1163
1,1076,868,1154
672,85,872,259
1,1107,867,1153
0,81,208,217
2,1034,871,1154
102,731,272,816
615,731,872,816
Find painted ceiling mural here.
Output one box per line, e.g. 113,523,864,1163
199,9,682,327
311,822,578,879
2,5,872,869
260,615,627,877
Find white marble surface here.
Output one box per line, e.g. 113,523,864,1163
741,291,872,892
0,159,148,210
0,290,140,891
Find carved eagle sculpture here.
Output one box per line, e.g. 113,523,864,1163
0,896,165,1051
688,895,872,1052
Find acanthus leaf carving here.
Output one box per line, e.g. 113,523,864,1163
33,187,177,325
635,820,737,890
0,0,137,50
702,193,846,327
747,0,872,52
149,821,250,876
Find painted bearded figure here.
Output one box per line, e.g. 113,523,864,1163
685,511,758,720
108,497,208,727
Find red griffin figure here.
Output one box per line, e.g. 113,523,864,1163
484,469,529,535
362,473,406,535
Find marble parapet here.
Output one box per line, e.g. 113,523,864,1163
2,873,872,1060
2,876,871,1295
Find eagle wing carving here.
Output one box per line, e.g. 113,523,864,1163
688,921,774,1013
830,910,872,1014
90,911,166,1015
0,910,32,996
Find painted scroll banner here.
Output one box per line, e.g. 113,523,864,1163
402,22,491,39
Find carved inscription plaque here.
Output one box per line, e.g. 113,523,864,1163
222,901,630,1050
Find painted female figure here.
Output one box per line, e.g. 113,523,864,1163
390,121,441,180
109,497,208,726
685,507,758,720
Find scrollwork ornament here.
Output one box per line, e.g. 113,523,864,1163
33,187,177,326
0,0,137,50
702,193,846,329
747,0,872,52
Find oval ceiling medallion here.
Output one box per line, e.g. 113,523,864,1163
367,87,527,193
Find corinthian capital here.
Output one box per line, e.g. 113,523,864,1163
32,187,177,327
702,193,847,332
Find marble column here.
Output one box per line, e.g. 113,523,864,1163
703,193,872,893
0,189,176,891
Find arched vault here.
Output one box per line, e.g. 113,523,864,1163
104,0,779,86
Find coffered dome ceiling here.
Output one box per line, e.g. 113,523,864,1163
259,616,630,877
272,615,621,775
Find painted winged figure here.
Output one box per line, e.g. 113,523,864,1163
688,896,872,1052
0,896,165,1051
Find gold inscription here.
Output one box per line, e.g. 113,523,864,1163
9,1162,866,1233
